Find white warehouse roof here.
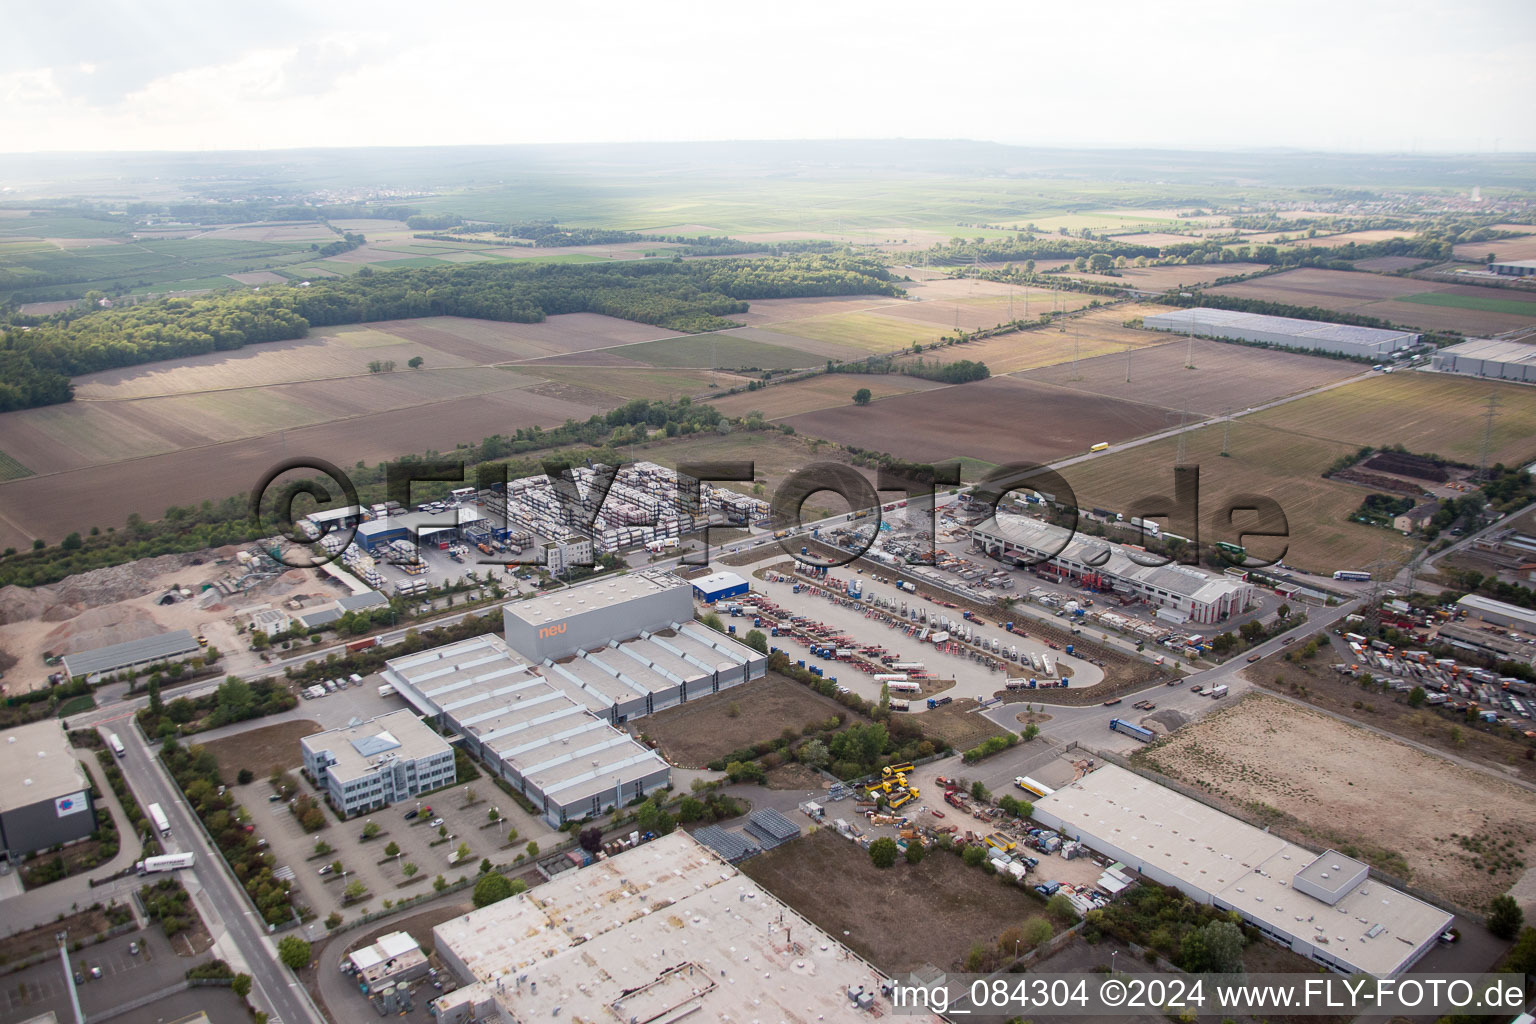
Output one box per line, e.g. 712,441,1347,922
1144,308,1418,353
1033,765,1451,976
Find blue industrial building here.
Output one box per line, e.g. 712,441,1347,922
691,570,749,603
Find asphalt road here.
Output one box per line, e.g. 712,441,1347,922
115,724,321,1024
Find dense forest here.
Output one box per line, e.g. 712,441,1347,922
0,255,902,411
923,236,1161,264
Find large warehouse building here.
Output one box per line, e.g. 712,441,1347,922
0,722,96,861
429,831,932,1024
1430,338,1536,383
61,629,203,681
1143,308,1419,359
300,710,456,817
1456,593,1536,633
1489,259,1536,278
503,569,698,661
972,515,1256,625
381,570,766,824
1033,765,1451,976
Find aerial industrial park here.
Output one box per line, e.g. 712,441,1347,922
3,7,1536,1023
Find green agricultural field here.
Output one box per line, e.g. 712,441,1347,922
0,450,35,481
1399,292,1536,316
0,214,132,239
611,334,820,370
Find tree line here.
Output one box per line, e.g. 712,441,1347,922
0,255,903,411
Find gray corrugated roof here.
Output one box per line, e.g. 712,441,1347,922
61,630,201,678
339,591,389,612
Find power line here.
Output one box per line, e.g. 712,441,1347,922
1477,392,1501,481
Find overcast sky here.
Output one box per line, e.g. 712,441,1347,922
4,0,1535,154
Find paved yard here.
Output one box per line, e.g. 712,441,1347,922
0,927,215,1024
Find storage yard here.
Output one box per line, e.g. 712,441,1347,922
1132,694,1536,911
747,561,1105,703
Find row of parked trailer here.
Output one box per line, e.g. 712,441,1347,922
1336,634,1535,730
302,674,365,699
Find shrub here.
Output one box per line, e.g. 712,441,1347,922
869,837,899,869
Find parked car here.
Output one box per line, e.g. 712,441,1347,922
268,793,283,802
428,817,445,828
403,809,420,821
88,965,102,980
128,941,140,955
318,865,333,875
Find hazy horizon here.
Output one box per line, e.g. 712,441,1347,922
5,0,1535,155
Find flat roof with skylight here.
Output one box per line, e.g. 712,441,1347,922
300,709,452,785
429,831,936,1024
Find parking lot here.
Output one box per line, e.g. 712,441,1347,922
0,926,218,1024
234,738,555,934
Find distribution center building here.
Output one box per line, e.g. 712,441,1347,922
1032,765,1451,976
1143,308,1419,359
0,721,97,860
1430,338,1536,383
972,515,1256,624
429,831,933,1024
300,710,456,817
382,570,765,824
381,635,672,825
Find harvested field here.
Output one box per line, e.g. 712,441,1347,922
743,827,1058,973
774,310,950,353
631,674,855,768
873,288,1101,332
1017,337,1363,414
380,314,684,364
1252,371,1536,466
0,386,606,549
200,719,321,782
1133,694,1536,910
1354,255,1432,272
1207,267,1536,335
1285,229,1420,248
729,294,901,326
1106,232,1206,247
224,270,290,285
1057,262,1270,292
708,374,945,419
1454,233,1536,262
524,365,745,400
784,376,1172,467
712,326,867,361
1060,418,1419,573
199,223,337,243
4,367,548,472
608,333,822,370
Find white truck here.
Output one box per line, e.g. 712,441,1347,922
136,851,195,874
1208,684,1229,699
147,802,172,837
378,684,396,698
107,733,125,758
